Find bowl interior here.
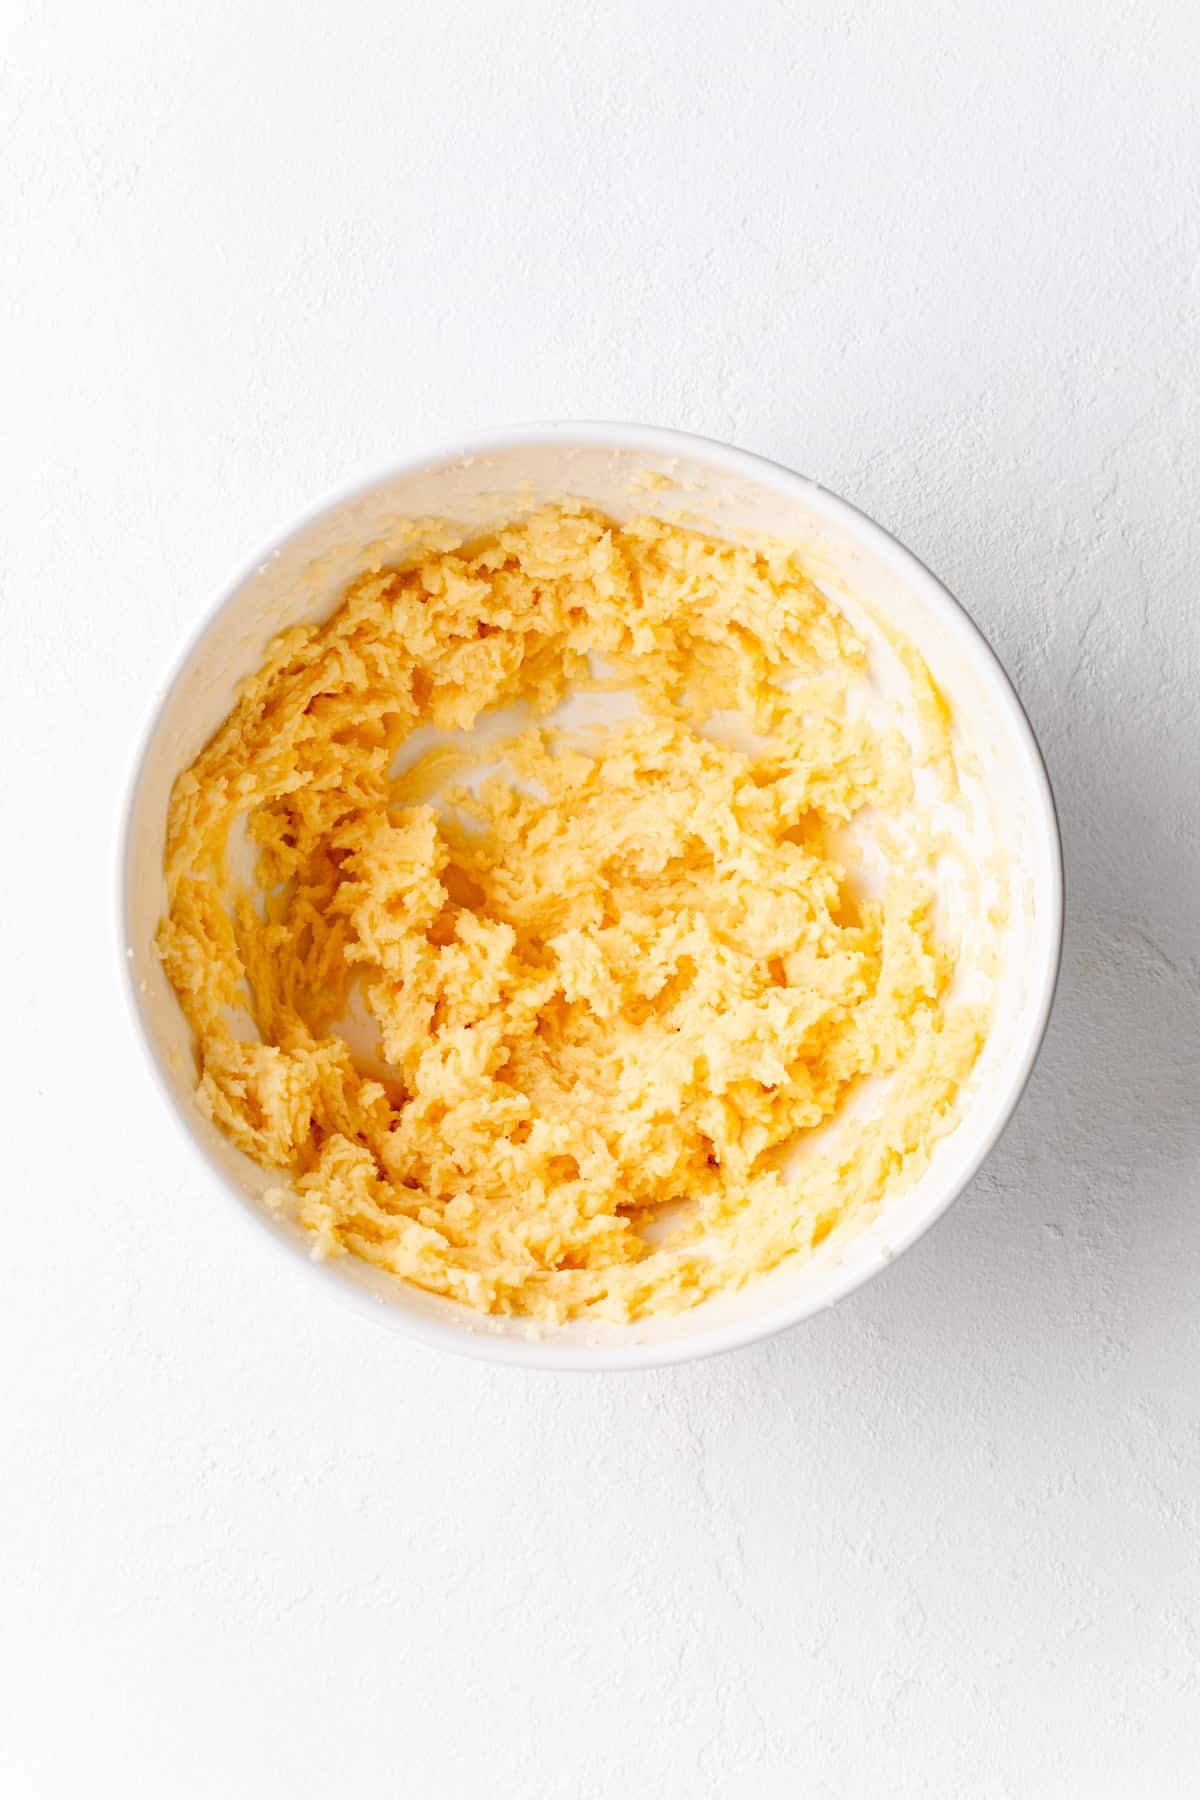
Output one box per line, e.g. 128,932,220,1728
123,428,1061,1367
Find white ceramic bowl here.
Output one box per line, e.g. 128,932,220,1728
120,423,1063,1370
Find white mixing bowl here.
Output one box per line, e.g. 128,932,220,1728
120,423,1063,1369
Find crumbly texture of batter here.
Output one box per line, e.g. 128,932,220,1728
159,507,988,1321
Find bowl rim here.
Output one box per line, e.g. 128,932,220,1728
117,419,1065,1372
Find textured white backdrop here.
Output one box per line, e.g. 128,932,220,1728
4,2,1199,1795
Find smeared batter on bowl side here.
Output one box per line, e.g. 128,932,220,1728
159,507,988,1322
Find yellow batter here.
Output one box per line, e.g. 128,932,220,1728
159,506,988,1322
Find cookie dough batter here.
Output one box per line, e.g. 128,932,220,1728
159,507,988,1321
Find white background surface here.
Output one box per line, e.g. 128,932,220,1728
4,2,1199,1794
